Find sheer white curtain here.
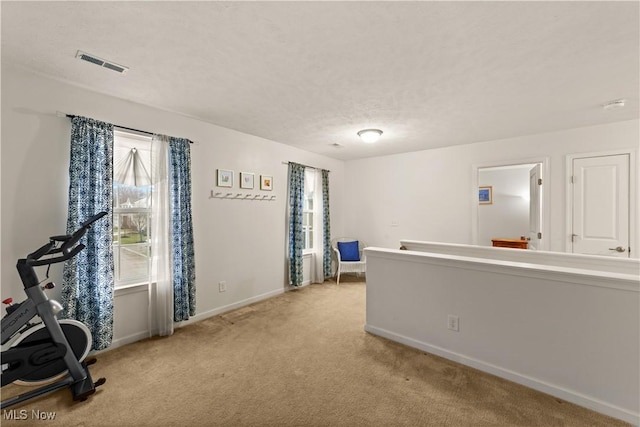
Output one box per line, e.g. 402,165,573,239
150,135,173,336
311,169,326,283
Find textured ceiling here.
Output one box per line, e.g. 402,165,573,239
2,1,638,160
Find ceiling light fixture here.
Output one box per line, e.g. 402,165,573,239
602,99,626,111
357,129,383,143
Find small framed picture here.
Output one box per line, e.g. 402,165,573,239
479,186,492,205
240,172,255,189
260,175,273,191
217,169,233,188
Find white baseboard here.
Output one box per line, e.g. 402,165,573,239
364,324,639,426
176,288,285,327
98,288,286,354
94,330,150,354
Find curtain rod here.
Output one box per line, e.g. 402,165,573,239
64,114,193,144
281,161,330,172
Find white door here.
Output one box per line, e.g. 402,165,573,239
528,164,542,250
571,154,629,257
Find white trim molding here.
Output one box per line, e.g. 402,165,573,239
177,288,285,327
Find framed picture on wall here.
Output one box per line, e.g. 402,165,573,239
217,169,233,188
240,172,255,189
479,186,492,205
260,175,273,191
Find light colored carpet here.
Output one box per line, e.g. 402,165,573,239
1,278,630,426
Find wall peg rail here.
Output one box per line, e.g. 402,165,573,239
210,190,276,200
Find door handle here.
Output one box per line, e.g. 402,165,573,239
608,246,626,253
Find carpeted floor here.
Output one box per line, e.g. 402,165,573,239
1,278,630,426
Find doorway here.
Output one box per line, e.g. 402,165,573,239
472,158,549,250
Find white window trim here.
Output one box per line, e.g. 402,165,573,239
302,169,316,254
113,129,153,289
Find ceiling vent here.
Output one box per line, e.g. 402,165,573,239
76,50,129,74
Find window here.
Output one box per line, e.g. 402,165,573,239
302,169,316,252
113,130,152,287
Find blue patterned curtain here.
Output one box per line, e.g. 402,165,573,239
62,116,114,351
287,163,306,286
321,169,332,279
168,137,196,321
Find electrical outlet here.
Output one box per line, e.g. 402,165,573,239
447,315,459,332
218,281,227,293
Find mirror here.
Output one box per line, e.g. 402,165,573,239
472,158,549,250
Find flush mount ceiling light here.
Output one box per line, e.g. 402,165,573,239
602,99,626,111
357,129,383,143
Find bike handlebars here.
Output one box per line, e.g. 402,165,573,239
25,211,107,266
61,211,107,254
80,211,108,229
27,241,57,262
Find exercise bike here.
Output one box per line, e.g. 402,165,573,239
1,212,107,409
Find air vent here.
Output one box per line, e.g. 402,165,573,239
76,50,128,74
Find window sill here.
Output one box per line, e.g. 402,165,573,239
114,282,149,296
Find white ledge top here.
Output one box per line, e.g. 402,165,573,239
364,247,640,292
399,240,639,274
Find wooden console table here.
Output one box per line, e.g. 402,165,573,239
491,238,528,249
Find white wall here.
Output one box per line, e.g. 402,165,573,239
478,166,531,246
344,120,639,253
1,64,344,345
365,247,640,424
